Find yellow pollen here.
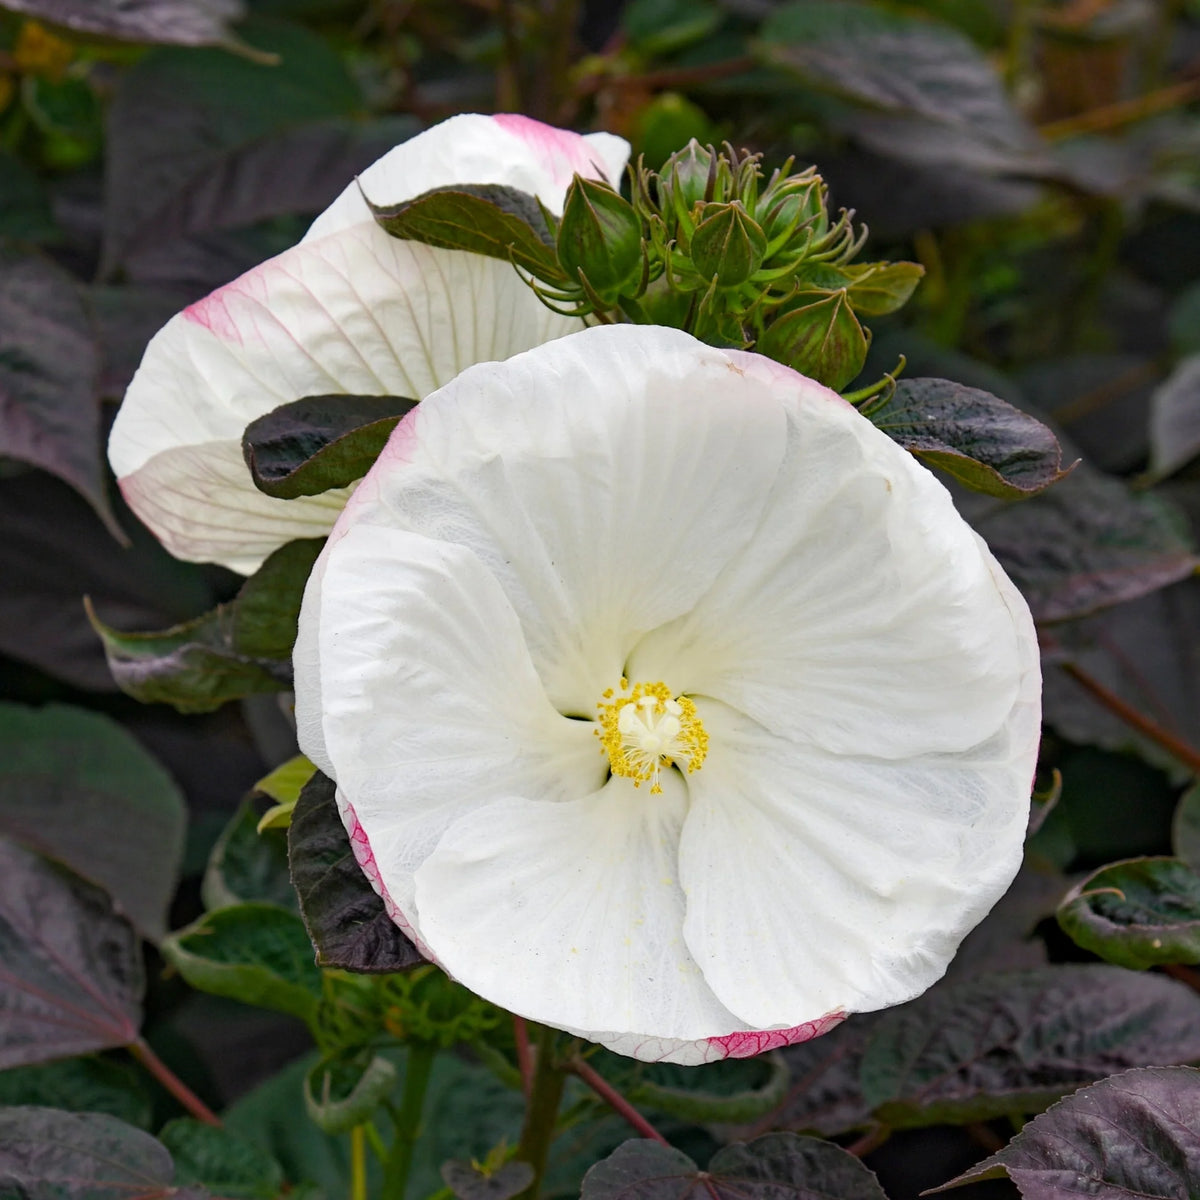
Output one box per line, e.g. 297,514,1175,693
595,680,708,794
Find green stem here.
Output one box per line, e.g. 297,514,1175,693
381,1042,437,1200
351,1126,368,1200
515,1026,567,1200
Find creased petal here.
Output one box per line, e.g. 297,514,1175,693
109,228,581,572
627,355,1026,758
302,520,603,927
678,678,1038,1029
306,114,630,240
414,771,742,1042
343,325,788,713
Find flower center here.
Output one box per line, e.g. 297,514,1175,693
595,679,708,794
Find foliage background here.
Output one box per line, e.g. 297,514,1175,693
2,0,1200,1197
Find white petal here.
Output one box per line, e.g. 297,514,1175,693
678,683,1038,1029
109,226,581,572
306,114,630,241
342,324,788,713
414,771,743,1043
301,519,603,929
627,358,1029,758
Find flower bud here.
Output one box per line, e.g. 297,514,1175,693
556,176,644,302
689,202,767,288
757,290,868,391
659,139,715,216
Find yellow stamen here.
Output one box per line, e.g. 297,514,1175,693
595,680,708,794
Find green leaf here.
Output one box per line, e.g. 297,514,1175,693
629,1053,791,1124
967,461,1198,622
1,0,244,47
161,902,323,1025
622,0,721,57
303,1051,398,1134
159,1118,286,1200
757,290,868,391
1173,782,1200,869
0,150,58,242
89,537,323,712
254,754,316,831
0,838,143,1068
858,965,1200,1128
0,243,120,540
868,377,1073,499
370,184,564,283
935,1066,1200,1197
581,1134,887,1200
1057,857,1200,970
839,261,924,316
202,799,297,914
0,703,185,942
0,1057,153,1129
0,1106,184,1200
243,393,417,500
288,771,424,973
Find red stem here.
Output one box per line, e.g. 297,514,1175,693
569,1056,668,1144
129,1038,222,1126
514,1014,534,1097
1059,662,1200,776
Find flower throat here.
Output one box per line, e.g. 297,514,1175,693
596,680,708,793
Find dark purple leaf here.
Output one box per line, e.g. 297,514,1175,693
1149,355,1200,480
442,1160,535,1200
581,1134,887,1200
0,837,143,1068
288,771,424,973
0,703,185,942
936,1066,1200,1199
0,0,242,47
859,965,1200,1128
967,462,1198,622
868,377,1073,498
0,1106,185,1200
0,244,119,540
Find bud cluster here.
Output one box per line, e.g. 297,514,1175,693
534,140,923,392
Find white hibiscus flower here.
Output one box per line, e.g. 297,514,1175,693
107,113,629,574
294,323,1042,1066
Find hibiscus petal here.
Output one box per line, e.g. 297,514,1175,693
300,519,603,927
109,230,581,572
307,113,630,240
679,655,1039,1029
627,354,1028,758
339,325,789,714
414,771,744,1044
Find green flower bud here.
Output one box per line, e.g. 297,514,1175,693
689,202,767,288
556,176,644,302
757,290,868,391
659,139,715,215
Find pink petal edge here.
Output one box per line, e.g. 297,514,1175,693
491,113,616,187
708,1010,847,1059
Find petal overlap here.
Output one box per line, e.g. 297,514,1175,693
108,115,630,573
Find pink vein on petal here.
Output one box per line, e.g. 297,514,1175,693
709,1010,847,1059
341,798,433,958
491,113,611,186
181,258,276,344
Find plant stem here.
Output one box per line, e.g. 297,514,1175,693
351,1126,368,1200
514,1014,534,1097
569,1056,668,1144
1059,662,1200,776
515,1026,567,1200
381,1042,437,1200
129,1038,221,1127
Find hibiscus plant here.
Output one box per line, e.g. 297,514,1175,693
3,4,1200,1200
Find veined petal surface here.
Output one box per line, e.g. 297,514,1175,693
337,326,788,714
296,324,1042,1061
108,115,630,573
